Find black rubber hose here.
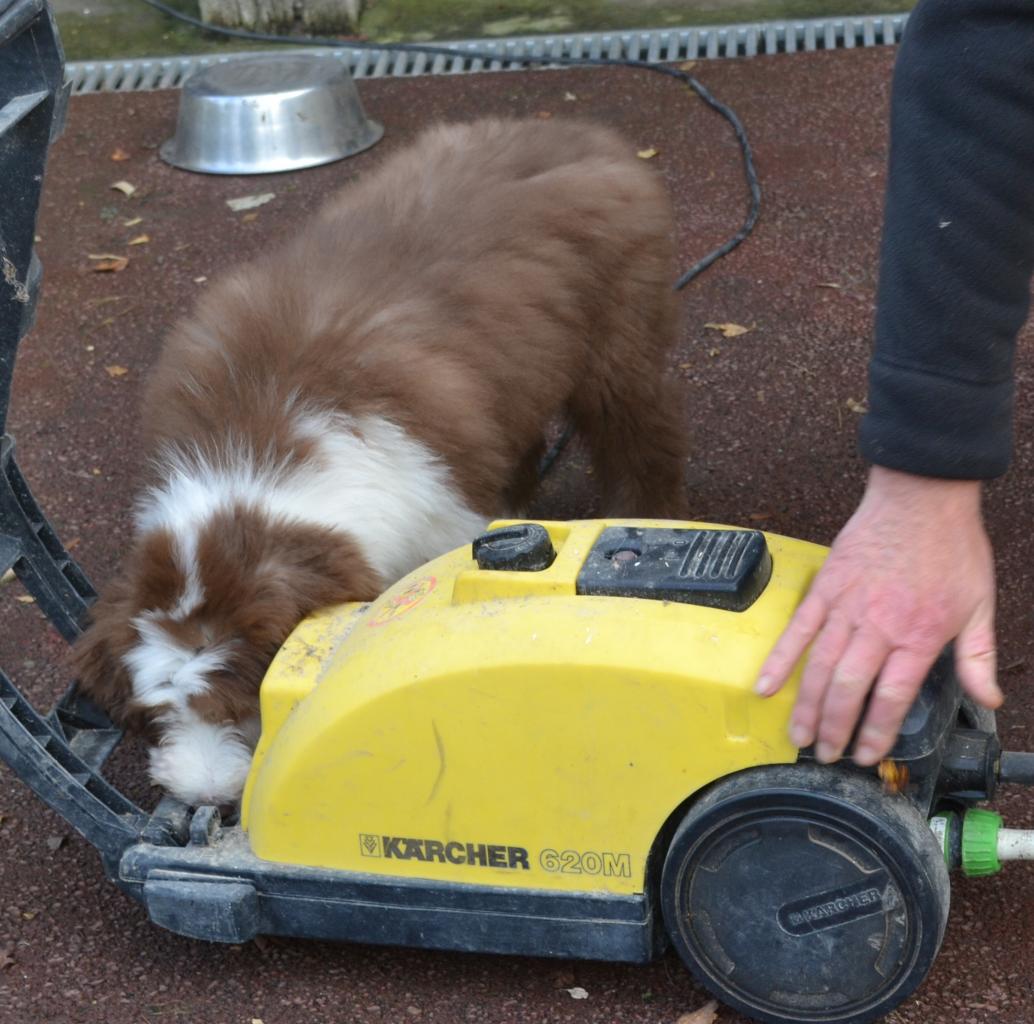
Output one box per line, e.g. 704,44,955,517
998,751,1034,785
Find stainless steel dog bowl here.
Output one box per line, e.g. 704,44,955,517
160,55,383,175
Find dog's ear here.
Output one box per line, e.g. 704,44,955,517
263,525,382,618
232,524,382,651
177,523,383,706
71,576,142,730
250,529,384,641
199,510,380,624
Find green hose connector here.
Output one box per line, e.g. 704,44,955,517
928,808,1004,876
961,808,1003,877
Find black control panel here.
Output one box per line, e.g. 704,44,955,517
575,526,772,611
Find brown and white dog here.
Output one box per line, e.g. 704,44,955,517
72,118,689,809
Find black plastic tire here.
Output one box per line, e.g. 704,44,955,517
660,764,950,1024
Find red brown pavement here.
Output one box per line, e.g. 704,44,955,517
1,47,1032,1024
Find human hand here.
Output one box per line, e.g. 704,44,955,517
755,465,1001,766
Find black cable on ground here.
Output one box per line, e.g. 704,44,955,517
134,0,761,291
133,0,763,473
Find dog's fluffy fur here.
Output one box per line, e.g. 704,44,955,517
73,118,689,808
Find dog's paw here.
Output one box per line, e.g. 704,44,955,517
148,716,258,808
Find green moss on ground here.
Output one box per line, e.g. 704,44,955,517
55,0,914,61
362,0,914,43
56,0,281,60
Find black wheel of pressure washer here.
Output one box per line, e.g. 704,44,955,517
660,764,950,1024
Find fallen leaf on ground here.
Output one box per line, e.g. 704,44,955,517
678,362,692,369
551,970,576,989
565,987,589,1000
564,91,577,101
123,216,143,227
226,192,275,212
0,569,14,586
110,147,131,161
536,110,553,119
127,234,150,246
105,365,129,378
0,949,13,970
251,1019,265,1024
637,147,659,160
15,596,35,604
46,835,67,852
91,468,102,476
846,397,869,414
21,910,37,921
110,180,136,197
675,1000,718,1024
242,212,259,223
748,511,772,521
194,276,208,283
705,321,751,338
679,60,697,72
87,254,129,273
707,347,720,357
817,281,842,289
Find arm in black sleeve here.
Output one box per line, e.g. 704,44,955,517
859,0,1034,479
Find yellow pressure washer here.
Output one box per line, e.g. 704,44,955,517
232,517,1031,1024
7,506,1034,1024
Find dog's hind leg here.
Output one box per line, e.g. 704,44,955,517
570,302,690,520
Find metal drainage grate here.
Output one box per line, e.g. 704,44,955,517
63,12,909,94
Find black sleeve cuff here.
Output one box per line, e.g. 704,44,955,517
859,358,1013,480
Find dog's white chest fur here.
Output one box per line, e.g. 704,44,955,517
137,410,488,587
